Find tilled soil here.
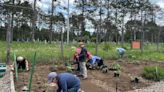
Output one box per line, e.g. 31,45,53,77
0,68,15,92
14,60,164,92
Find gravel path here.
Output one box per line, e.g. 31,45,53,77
0,68,15,92
128,81,164,92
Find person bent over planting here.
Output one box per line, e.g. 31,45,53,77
78,42,88,79
48,72,81,92
87,55,108,73
116,48,126,58
87,55,104,69
16,56,29,71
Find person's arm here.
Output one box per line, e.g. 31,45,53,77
56,86,62,92
25,60,29,71
59,79,68,92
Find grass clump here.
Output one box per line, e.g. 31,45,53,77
142,66,164,81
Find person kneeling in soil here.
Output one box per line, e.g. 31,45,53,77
87,55,108,73
16,56,29,71
48,72,81,92
87,55,104,69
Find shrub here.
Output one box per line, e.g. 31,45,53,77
142,66,164,81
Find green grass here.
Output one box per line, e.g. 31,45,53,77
0,41,164,63
142,66,164,81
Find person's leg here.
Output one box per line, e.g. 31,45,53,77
77,62,80,72
68,85,80,92
120,52,124,58
82,62,87,78
22,61,26,70
79,62,83,76
68,86,80,92
17,61,21,70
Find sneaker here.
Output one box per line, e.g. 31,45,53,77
78,89,85,92
81,76,87,80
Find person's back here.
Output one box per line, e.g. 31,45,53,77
92,56,101,63
89,55,104,67
57,73,80,92
16,56,29,71
79,47,87,62
116,48,126,58
117,48,125,53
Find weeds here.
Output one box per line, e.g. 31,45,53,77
142,66,164,81
0,41,164,63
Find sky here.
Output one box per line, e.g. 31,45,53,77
151,0,164,26
32,0,164,11
25,0,164,30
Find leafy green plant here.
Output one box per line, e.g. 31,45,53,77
142,66,164,81
111,63,121,70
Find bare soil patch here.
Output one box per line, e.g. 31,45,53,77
14,60,164,92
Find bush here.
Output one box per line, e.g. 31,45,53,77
142,66,164,81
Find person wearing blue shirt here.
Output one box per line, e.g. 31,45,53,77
116,48,126,58
88,55,104,68
48,72,80,92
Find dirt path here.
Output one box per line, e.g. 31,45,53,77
81,80,108,92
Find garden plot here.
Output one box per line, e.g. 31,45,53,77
14,60,164,92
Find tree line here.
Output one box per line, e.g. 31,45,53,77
0,0,164,44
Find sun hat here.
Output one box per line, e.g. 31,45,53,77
79,42,84,45
17,56,24,61
48,72,57,84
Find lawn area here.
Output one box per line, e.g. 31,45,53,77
0,41,164,63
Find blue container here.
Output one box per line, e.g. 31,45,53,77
0,63,7,78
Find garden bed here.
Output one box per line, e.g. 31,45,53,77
14,60,164,92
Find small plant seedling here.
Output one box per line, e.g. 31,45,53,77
130,77,140,83
100,65,108,73
111,63,121,71
114,71,120,77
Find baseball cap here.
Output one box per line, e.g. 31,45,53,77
48,72,57,84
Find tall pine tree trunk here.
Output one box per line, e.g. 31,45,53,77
6,14,12,64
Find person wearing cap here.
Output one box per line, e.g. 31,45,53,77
48,72,80,92
78,42,88,79
116,48,126,58
16,56,29,71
